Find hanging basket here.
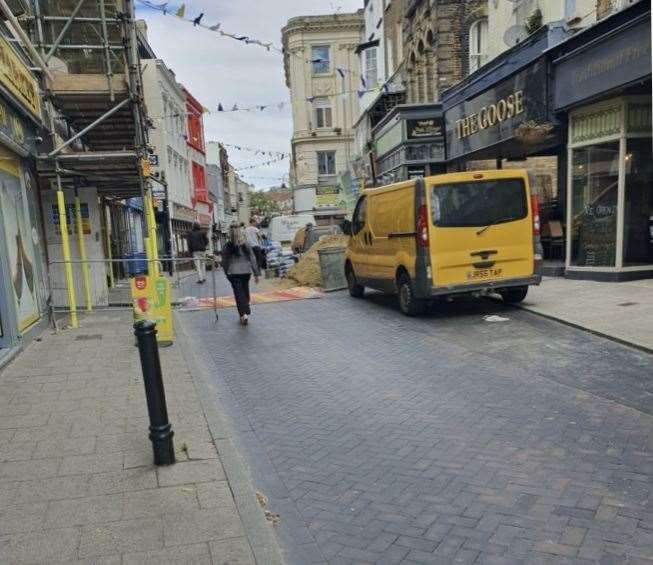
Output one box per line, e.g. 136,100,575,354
514,121,555,144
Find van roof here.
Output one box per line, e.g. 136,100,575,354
363,169,529,195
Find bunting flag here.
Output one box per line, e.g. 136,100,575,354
217,103,224,112
175,3,184,17
192,12,203,26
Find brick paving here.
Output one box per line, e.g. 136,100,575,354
179,291,653,565
0,311,268,565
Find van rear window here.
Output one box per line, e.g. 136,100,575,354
431,178,527,227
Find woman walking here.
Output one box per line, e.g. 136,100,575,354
221,224,261,325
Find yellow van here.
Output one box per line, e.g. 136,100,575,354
344,170,542,315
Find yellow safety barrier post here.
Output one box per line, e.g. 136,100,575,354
74,195,92,311
56,188,78,328
144,192,159,278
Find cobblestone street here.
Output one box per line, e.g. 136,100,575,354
180,288,653,565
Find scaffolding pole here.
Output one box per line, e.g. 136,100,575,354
44,0,86,63
55,172,79,328
74,185,93,311
97,0,115,101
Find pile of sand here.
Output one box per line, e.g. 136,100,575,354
287,234,350,287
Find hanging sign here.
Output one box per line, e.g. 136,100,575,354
131,274,174,345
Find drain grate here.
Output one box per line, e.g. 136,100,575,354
74,334,103,341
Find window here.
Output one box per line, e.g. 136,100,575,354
352,196,367,234
468,19,488,74
623,138,653,266
570,142,620,267
365,48,378,87
317,151,336,176
311,45,330,75
186,110,204,152
314,100,332,128
192,161,208,203
431,179,527,227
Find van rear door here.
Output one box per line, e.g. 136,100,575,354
428,174,534,287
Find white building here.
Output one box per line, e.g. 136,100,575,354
282,11,364,222
141,58,194,254
486,0,596,63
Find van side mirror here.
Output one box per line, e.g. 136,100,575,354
341,219,352,235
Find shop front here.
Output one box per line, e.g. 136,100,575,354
552,2,652,280
442,27,567,267
373,103,446,185
0,35,48,358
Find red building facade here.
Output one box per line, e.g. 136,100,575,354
183,87,211,227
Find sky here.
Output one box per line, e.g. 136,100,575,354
135,0,363,191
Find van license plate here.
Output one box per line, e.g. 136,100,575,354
466,268,502,281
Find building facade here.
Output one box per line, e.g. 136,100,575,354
441,0,651,280
282,11,364,223
0,32,49,358
183,88,211,230
140,57,194,255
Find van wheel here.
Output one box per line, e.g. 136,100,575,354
500,286,528,303
346,264,364,298
397,273,427,316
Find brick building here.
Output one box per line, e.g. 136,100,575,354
402,0,486,103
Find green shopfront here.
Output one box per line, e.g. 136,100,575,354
553,4,652,280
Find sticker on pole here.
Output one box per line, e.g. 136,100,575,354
131,275,174,346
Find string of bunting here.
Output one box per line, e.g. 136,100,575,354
220,143,288,158
137,0,280,52
233,153,288,172
216,83,395,115
137,1,370,81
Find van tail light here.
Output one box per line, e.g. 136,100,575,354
531,194,543,274
416,204,429,248
531,194,541,237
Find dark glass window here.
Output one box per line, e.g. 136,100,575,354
431,178,527,227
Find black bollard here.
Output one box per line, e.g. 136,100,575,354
133,320,175,465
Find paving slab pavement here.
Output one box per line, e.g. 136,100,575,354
520,277,653,352
0,310,281,565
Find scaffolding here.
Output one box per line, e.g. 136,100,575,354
4,0,158,327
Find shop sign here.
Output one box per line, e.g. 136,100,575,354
172,203,196,223
407,117,444,139
445,61,549,160
0,99,36,153
316,186,340,208
554,17,651,110
148,154,159,166
130,274,174,345
0,35,40,120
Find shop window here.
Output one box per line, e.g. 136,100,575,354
623,137,653,266
314,100,332,128
311,45,330,75
317,151,336,176
570,142,620,267
365,47,377,87
468,19,488,74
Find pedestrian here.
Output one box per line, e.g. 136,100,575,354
222,223,261,325
245,218,263,269
188,222,209,283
